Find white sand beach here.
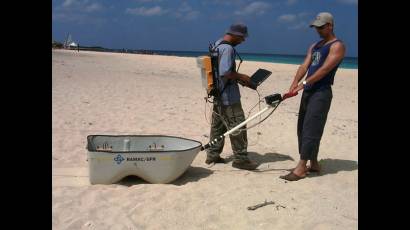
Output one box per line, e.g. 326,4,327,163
52,49,358,229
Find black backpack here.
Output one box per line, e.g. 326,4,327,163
207,40,243,99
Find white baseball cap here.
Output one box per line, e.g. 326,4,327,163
310,12,334,27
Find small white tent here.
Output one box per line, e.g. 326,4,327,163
69,42,77,47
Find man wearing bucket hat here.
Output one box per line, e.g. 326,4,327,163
205,23,258,170
280,12,346,181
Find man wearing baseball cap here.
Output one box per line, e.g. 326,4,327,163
205,23,258,170
280,12,346,181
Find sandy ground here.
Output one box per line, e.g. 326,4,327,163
52,49,358,230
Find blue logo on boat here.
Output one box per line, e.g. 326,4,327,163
114,154,125,164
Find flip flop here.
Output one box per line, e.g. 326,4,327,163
286,168,320,174
279,172,306,181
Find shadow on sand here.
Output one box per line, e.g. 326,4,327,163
309,158,358,177
223,152,294,165
280,158,358,178
116,166,214,186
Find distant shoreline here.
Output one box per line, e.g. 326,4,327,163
52,47,358,69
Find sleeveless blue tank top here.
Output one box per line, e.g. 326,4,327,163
304,39,343,91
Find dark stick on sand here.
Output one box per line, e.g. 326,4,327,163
247,200,275,211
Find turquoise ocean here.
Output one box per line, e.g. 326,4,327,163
152,50,358,69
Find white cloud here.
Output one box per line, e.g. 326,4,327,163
135,0,163,2
278,14,296,22
60,0,103,12
179,2,192,12
277,12,311,30
298,12,309,17
125,2,199,20
182,10,200,20
53,12,105,25
54,0,104,25
234,1,271,16
125,6,166,16
202,0,246,6
289,22,308,30
286,0,298,5
85,3,103,12
174,2,200,20
62,0,77,7
338,0,358,4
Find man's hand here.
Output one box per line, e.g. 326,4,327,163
291,83,304,94
282,91,298,100
281,83,302,101
238,74,251,87
289,81,299,93
225,72,251,87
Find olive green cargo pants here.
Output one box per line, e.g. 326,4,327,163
206,102,248,160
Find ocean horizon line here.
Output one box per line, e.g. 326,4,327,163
54,45,358,69
148,49,358,59
149,49,358,69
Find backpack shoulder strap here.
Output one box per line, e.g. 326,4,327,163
208,40,244,98
212,40,242,72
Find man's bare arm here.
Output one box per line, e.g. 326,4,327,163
289,44,314,92
291,41,345,93
303,42,345,85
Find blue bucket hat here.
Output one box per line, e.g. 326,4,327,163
226,23,248,38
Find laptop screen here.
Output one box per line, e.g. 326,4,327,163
249,68,272,90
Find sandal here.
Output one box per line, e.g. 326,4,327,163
279,172,306,181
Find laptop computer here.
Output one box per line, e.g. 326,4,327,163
248,68,272,90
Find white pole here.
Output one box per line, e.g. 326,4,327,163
223,105,273,137
201,101,280,151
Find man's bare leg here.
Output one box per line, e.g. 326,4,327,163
308,159,321,172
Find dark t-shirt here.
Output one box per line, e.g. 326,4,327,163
305,39,343,91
